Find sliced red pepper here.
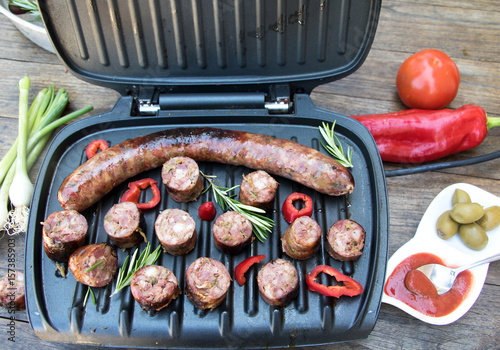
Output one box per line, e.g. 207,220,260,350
282,192,313,223
306,265,363,298
234,255,266,286
120,178,161,210
85,139,108,159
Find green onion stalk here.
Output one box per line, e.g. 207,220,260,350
0,75,94,235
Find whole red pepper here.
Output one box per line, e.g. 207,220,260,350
234,255,266,286
282,192,313,223
120,178,161,210
306,265,363,298
350,104,500,163
85,139,108,158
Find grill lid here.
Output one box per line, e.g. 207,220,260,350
38,0,381,97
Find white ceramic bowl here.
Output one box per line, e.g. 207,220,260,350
0,0,54,53
382,183,500,325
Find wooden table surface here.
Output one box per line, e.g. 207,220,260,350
0,1,499,349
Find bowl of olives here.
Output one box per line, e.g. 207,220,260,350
436,188,500,250
382,183,500,325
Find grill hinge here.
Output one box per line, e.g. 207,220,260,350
265,84,292,114
138,99,161,116
264,97,291,113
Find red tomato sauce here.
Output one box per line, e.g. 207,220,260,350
384,252,473,317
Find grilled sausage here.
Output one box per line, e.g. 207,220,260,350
104,202,145,249
326,219,365,261
161,156,204,202
155,209,197,256
0,270,25,311
58,127,354,212
68,243,118,287
185,257,231,310
212,211,254,255
130,265,181,311
281,216,321,260
257,259,299,306
238,170,278,210
41,210,88,262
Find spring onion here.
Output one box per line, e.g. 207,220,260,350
0,75,94,234
201,172,274,242
8,76,34,219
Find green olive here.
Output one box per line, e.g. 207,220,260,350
459,223,488,250
450,202,484,224
476,206,500,231
452,189,471,206
436,210,459,239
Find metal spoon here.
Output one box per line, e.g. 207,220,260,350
416,252,500,295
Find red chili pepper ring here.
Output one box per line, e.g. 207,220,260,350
234,255,266,286
120,178,161,210
282,192,313,223
306,265,363,298
85,139,108,159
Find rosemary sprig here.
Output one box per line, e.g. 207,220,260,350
201,172,274,242
83,287,96,308
85,260,104,273
110,242,162,297
319,121,353,168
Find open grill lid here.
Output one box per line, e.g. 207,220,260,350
38,0,381,99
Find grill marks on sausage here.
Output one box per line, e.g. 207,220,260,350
58,127,354,212
212,211,254,255
41,210,88,262
68,243,118,287
282,216,322,260
161,156,204,202
238,170,278,210
130,265,181,311
185,257,231,310
326,219,366,261
155,209,197,256
104,202,145,249
257,259,299,306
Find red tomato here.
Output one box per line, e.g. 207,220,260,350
396,49,460,110
198,202,216,221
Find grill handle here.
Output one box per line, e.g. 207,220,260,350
159,92,266,110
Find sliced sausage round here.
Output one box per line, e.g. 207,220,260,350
212,211,253,255
130,265,181,311
42,210,88,262
104,201,144,249
185,257,231,310
0,270,25,311
155,209,197,256
161,156,204,202
68,243,118,287
257,258,299,306
238,170,278,210
282,216,321,260
327,219,365,261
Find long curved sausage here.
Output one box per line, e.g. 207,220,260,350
58,127,355,212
